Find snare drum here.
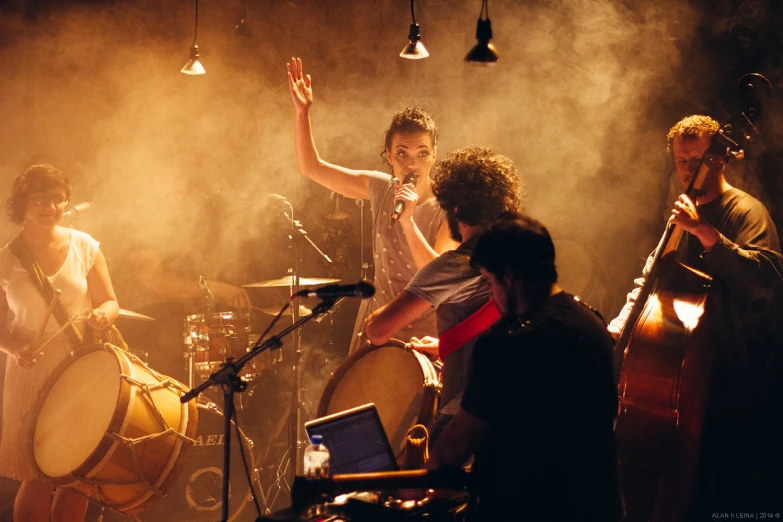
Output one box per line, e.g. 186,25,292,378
317,340,441,458
184,311,255,378
31,343,198,515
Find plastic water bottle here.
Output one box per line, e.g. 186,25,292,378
303,434,330,477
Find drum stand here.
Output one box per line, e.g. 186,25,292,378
180,299,337,522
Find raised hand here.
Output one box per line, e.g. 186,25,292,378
287,56,313,111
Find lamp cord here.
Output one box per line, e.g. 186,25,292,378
193,0,199,45
410,0,417,25
480,0,489,20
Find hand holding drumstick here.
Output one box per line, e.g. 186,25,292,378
15,289,84,368
15,289,60,368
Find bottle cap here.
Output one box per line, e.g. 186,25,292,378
311,434,323,444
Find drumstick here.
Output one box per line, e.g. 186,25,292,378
30,289,61,351
35,312,88,356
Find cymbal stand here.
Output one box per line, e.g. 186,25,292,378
280,202,332,481
181,299,337,522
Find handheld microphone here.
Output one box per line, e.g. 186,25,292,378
62,202,96,219
391,172,418,223
293,280,375,299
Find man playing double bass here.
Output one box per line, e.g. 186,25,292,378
609,115,783,519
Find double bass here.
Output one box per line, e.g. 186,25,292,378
613,74,771,522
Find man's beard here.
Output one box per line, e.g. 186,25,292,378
447,212,462,242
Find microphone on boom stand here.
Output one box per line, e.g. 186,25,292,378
292,281,375,300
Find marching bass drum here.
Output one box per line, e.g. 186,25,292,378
316,339,441,459
31,343,198,515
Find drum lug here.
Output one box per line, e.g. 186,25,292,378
424,379,442,392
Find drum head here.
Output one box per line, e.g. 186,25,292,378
34,349,122,477
318,343,435,454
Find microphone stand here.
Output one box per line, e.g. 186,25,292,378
280,205,332,484
181,299,337,522
283,210,332,265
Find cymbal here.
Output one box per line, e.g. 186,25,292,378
254,304,313,317
118,308,155,321
242,276,340,288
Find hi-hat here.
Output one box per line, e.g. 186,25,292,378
118,309,155,321
242,276,340,288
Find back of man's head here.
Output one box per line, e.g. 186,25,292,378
431,146,525,228
471,212,557,287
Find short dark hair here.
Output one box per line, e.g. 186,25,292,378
7,164,71,225
470,212,557,287
432,146,524,227
380,107,438,161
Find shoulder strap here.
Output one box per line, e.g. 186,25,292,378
8,233,83,347
438,299,501,361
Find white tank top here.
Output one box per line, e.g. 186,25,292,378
0,229,99,337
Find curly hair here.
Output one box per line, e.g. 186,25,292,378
431,146,524,230
380,107,438,162
7,164,71,225
470,211,557,287
666,114,720,155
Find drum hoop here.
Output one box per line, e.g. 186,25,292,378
185,311,251,324
30,343,132,484
407,350,440,432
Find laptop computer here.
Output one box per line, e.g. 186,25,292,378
304,403,399,474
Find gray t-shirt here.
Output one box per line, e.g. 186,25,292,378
349,174,446,352
406,234,490,413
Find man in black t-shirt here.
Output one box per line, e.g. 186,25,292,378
428,213,621,522
608,115,783,519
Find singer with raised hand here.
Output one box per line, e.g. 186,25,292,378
287,56,458,353
0,165,121,521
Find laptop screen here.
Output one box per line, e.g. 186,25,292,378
304,403,398,474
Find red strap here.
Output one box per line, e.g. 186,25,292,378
438,299,501,361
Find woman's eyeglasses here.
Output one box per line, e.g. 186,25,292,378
31,192,70,208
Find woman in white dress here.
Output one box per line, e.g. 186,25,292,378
0,164,120,521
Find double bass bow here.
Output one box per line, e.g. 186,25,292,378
613,74,771,522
